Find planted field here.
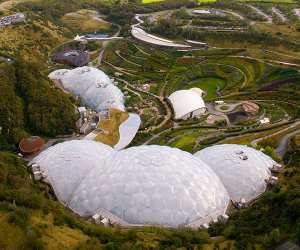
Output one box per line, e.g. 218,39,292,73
187,77,226,100
142,0,216,3
61,9,111,33
239,0,295,3
95,109,129,146
103,38,300,149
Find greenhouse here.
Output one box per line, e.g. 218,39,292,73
48,66,125,112
31,141,230,227
194,144,278,202
30,141,280,228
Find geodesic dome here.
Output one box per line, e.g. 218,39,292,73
32,142,230,227
30,140,114,204
194,144,275,202
48,66,125,111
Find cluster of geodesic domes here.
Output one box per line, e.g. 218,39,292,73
30,140,279,228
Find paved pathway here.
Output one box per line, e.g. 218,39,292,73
276,128,300,157
115,77,172,133
97,23,121,66
221,10,245,20
248,5,273,23
272,7,287,23
275,241,300,250
251,120,300,155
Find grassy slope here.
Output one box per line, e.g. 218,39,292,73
95,108,129,146
61,9,111,33
142,0,295,3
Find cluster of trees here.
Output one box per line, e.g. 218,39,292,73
148,18,300,51
0,59,77,150
209,1,268,22
16,0,197,31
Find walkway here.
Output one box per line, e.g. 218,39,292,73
276,128,300,157
251,120,300,156
275,241,300,250
248,5,272,23
115,77,172,133
271,7,287,23
97,23,121,66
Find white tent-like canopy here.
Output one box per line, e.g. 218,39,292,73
48,67,125,112
31,142,230,227
194,144,275,202
168,88,206,120
131,26,191,48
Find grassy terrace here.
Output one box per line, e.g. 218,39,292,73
142,0,216,3
102,36,300,152
142,0,296,3
95,108,129,146
61,9,111,33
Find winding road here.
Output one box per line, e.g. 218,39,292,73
251,120,300,158
276,128,300,157
97,23,121,66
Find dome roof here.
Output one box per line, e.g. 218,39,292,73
69,145,230,227
194,144,275,202
48,67,125,111
168,88,206,119
31,140,114,204
32,142,230,227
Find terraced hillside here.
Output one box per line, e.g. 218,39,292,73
0,0,300,249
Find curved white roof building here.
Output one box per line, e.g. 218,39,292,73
49,67,125,112
31,142,230,227
168,88,206,120
131,26,191,48
114,113,141,150
194,144,275,202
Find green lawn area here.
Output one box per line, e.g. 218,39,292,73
95,108,129,146
239,0,295,2
186,77,226,100
171,135,196,150
142,0,216,4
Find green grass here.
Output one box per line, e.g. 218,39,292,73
239,0,295,3
187,77,226,100
95,108,129,146
142,0,216,3
142,0,294,3
61,9,111,33
171,135,197,151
